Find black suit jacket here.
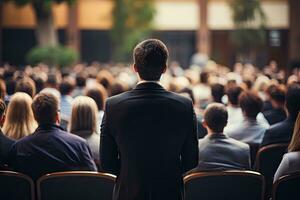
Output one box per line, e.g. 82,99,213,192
0,130,14,167
9,124,97,180
261,116,296,147
263,108,287,125
100,82,199,200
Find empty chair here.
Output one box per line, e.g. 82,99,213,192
184,171,264,200
255,143,288,196
272,173,300,200
0,171,35,200
37,171,115,200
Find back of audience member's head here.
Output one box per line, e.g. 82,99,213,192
200,71,209,84
33,77,45,93
0,99,6,126
289,112,300,152
15,77,36,97
203,103,228,133
32,93,59,125
0,79,6,100
110,81,127,96
3,92,37,139
133,39,169,81
76,72,87,88
227,86,243,106
5,79,16,96
70,96,98,135
86,84,107,111
266,84,286,107
239,91,263,119
47,74,58,88
286,83,300,119
59,79,75,96
211,83,225,103
96,70,115,93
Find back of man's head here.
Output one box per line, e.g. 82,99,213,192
227,86,243,106
32,93,58,125
133,39,169,81
239,91,263,119
211,83,225,103
286,83,300,118
266,84,286,106
204,103,228,133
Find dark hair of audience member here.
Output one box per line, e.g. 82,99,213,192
15,77,36,97
266,84,286,106
86,84,108,111
227,86,243,106
178,87,195,104
288,112,300,152
286,83,300,119
0,99,6,118
243,80,253,90
76,72,87,87
96,70,115,94
204,103,228,133
110,81,128,96
32,93,59,125
5,79,16,96
239,91,263,119
47,74,58,89
0,79,6,100
200,71,209,84
133,39,169,81
59,80,75,96
211,83,225,103
33,77,46,93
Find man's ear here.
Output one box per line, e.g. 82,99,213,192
133,64,138,73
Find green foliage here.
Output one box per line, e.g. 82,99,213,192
26,46,78,68
111,0,156,62
229,0,267,60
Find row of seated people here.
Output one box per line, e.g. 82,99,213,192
0,82,299,182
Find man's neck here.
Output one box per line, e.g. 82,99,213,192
138,80,160,84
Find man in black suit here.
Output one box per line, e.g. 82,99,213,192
191,103,250,172
100,39,199,200
261,83,300,147
9,93,97,180
0,99,14,168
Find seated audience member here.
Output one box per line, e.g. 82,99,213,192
86,84,107,133
32,76,46,93
15,77,36,98
3,92,37,140
70,96,100,161
261,83,300,146
0,79,7,100
59,79,74,129
211,83,225,104
110,80,128,96
9,93,97,180
72,72,87,97
263,84,287,125
4,79,16,104
192,103,250,172
96,70,115,96
0,99,14,167
225,91,268,144
40,73,61,101
274,113,300,181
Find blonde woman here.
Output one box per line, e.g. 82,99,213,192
69,96,100,161
274,112,300,181
3,92,37,140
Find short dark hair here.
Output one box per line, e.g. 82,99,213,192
266,84,286,105
47,74,58,87
204,103,228,133
133,39,169,81
239,91,263,119
15,77,36,97
32,93,58,125
0,99,6,117
76,72,87,87
86,84,107,111
59,80,74,95
211,83,225,103
286,83,300,118
227,86,243,106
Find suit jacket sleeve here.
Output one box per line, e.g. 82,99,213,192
100,101,120,175
181,102,199,173
80,142,98,171
260,129,271,147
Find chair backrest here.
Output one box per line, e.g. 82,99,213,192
255,143,288,195
184,170,264,200
37,171,116,200
0,170,35,200
272,173,300,200
247,143,260,168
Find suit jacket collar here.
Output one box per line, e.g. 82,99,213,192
134,82,165,91
36,124,65,132
205,133,227,140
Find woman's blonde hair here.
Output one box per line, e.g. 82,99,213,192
70,96,98,134
3,92,37,140
288,112,300,152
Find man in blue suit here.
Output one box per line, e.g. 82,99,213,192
9,93,97,180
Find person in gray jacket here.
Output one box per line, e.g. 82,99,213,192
192,103,251,172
